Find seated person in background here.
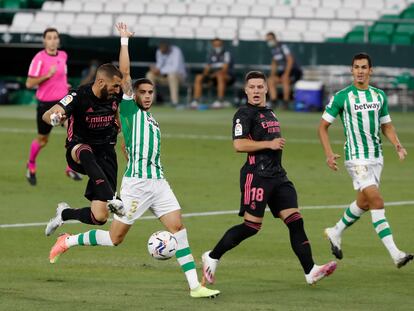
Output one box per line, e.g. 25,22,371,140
146,42,186,107
80,59,100,86
266,32,302,110
191,38,234,109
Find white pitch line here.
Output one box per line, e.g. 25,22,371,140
0,127,412,147
1,201,413,229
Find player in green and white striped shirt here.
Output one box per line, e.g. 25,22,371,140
46,23,220,298
318,53,412,268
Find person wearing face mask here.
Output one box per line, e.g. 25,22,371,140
146,42,186,107
191,38,235,109
265,32,302,110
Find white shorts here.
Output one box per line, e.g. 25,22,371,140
114,177,181,225
344,158,383,191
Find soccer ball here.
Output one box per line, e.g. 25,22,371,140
147,231,178,260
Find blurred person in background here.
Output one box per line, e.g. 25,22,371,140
25,27,82,185
146,42,186,107
190,38,234,109
265,32,302,110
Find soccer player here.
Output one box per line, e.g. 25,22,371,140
47,23,220,299
42,63,125,235
202,71,337,286
25,27,82,185
318,53,413,268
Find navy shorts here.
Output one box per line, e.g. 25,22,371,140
239,172,298,218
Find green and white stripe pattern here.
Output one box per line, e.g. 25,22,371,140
322,85,391,161
176,247,196,273
76,230,99,246
120,97,163,179
373,218,392,239
340,206,361,228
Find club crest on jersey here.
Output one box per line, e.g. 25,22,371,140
234,119,242,136
60,95,73,106
112,101,117,111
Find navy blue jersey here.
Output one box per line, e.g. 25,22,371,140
270,43,301,74
207,49,234,75
232,103,286,178
58,83,122,147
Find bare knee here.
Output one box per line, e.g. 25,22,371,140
37,136,49,147
370,196,384,209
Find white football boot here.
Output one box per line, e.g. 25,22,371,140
202,251,219,284
305,261,337,285
324,227,343,259
45,202,70,236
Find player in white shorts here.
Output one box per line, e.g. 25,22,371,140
48,23,220,299
318,52,412,268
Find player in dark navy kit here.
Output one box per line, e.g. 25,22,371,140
202,71,337,286
42,63,125,238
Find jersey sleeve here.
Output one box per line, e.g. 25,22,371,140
322,93,344,123
119,94,137,117
57,90,77,115
232,109,251,140
27,53,43,77
378,90,391,124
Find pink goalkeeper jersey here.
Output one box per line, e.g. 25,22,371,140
28,49,68,102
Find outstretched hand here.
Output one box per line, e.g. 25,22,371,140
115,22,134,38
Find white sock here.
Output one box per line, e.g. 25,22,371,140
174,229,200,290
66,229,114,248
335,201,366,235
370,209,400,259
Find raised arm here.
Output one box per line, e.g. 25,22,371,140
115,22,134,97
381,122,407,161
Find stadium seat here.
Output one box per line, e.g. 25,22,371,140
222,18,238,30
279,30,302,42
241,18,264,31
321,0,341,9
391,24,414,45
330,21,353,35
257,0,277,5
217,28,237,40
42,1,62,11
239,28,259,40
369,22,394,44
188,3,208,16
280,0,299,5
237,0,254,4
115,14,138,26
342,0,362,9
309,20,329,32
265,19,286,32
251,5,271,17
401,4,414,19
68,24,89,36
159,16,179,27
130,25,152,37
0,25,9,32
386,0,410,11
146,3,167,15
300,0,320,8
153,26,174,38
62,1,82,12
365,0,383,9
209,3,228,16
229,4,249,16
272,6,293,18
167,3,187,15
95,14,113,27
286,20,307,32
11,12,34,29
179,16,200,28
346,25,368,43
27,22,48,34
34,12,55,25
139,16,159,26
174,26,194,39
125,2,145,14
294,6,314,18
202,17,222,28
360,9,380,20
54,13,76,26
75,13,96,26
104,2,124,14
83,1,103,13
195,27,216,39
337,8,358,20
302,32,324,42
315,8,335,19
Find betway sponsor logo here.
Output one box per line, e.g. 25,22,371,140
354,102,380,111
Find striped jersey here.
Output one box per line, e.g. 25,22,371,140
119,96,163,179
322,84,391,161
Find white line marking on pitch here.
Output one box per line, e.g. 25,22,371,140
1,201,413,229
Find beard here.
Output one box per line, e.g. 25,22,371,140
101,86,117,100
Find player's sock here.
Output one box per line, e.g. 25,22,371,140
371,209,401,258
174,229,199,290
284,212,314,274
334,201,366,234
28,139,41,171
77,145,114,200
209,220,261,260
65,229,114,247
62,207,106,225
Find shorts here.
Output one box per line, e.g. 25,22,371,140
37,100,59,135
115,177,181,225
345,158,383,191
66,144,117,201
276,68,303,83
239,172,298,218
202,72,235,86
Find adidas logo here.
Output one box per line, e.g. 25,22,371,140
86,107,94,113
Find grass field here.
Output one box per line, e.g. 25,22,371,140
0,105,413,311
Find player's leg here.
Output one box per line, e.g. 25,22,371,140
191,74,205,107
363,185,413,267
267,75,279,105
26,101,53,185
49,219,131,263
154,180,219,298
167,73,180,106
273,181,336,285
203,173,264,284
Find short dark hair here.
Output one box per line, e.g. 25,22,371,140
133,78,154,90
266,32,276,39
245,71,267,84
97,63,123,79
212,37,222,43
352,53,372,68
43,27,59,38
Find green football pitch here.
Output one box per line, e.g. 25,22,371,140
0,105,413,311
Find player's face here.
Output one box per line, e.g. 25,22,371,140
351,59,372,87
134,83,154,111
100,76,122,100
245,78,268,107
43,31,60,54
